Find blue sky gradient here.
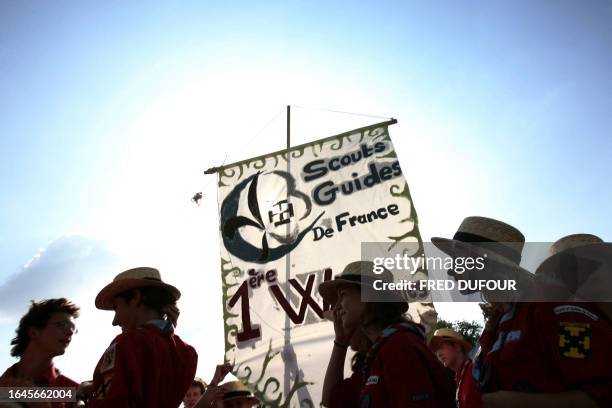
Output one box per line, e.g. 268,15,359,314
1,0,611,381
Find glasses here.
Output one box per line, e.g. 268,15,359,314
49,321,78,334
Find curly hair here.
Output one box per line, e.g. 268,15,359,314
10,298,80,357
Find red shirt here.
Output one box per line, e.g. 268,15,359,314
360,324,455,407
330,369,362,408
474,302,612,406
0,363,78,408
329,355,363,408
455,359,480,408
89,322,198,408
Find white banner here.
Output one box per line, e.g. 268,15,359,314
216,121,433,407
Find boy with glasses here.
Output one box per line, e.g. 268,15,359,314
0,298,80,407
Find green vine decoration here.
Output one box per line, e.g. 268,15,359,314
231,339,314,407
278,373,314,408
329,134,353,151
387,183,428,272
387,183,420,250
221,258,241,353
379,149,398,159
217,121,422,406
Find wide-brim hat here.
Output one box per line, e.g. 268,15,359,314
431,216,533,281
318,261,408,312
536,234,612,274
220,381,260,405
535,234,612,299
429,327,472,354
95,267,181,310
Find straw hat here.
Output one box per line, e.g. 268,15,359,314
431,216,533,282
535,234,612,299
548,234,605,256
220,381,259,405
95,267,181,310
429,327,472,354
318,261,408,312
536,234,611,276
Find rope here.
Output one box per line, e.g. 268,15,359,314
292,104,393,121
204,108,283,174
204,105,393,174
230,107,284,165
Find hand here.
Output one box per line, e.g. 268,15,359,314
210,362,233,386
482,392,506,408
329,306,355,346
196,385,225,408
77,381,94,398
162,304,180,327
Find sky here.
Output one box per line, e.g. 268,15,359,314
1,0,611,384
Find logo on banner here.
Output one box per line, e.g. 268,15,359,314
221,170,324,263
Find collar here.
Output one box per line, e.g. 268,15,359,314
456,359,470,378
8,362,60,386
144,319,174,334
362,321,426,381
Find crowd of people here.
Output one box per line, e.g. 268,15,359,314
1,216,610,407
0,267,260,408
319,216,611,407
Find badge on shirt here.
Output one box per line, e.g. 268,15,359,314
365,375,379,385
96,374,113,399
99,343,116,373
559,322,591,359
506,330,521,344
554,305,599,321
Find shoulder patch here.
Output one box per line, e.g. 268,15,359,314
99,343,117,373
412,393,432,402
554,305,598,321
559,322,591,359
506,330,521,344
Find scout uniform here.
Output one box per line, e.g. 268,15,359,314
473,302,612,406
467,233,610,406
90,267,198,408
429,328,480,408
89,320,197,407
327,353,364,408
318,262,455,408
0,363,77,408
359,321,455,407
454,359,479,408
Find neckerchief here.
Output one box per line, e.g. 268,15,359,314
455,359,470,407
362,321,426,382
145,319,174,334
472,304,516,391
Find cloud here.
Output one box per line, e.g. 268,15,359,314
0,235,119,319
0,235,124,380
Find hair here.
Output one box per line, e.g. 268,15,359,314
191,377,207,394
351,351,367,373
361,301,407,329
479,302,506,330
117,285,177,314
10,298,80,357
